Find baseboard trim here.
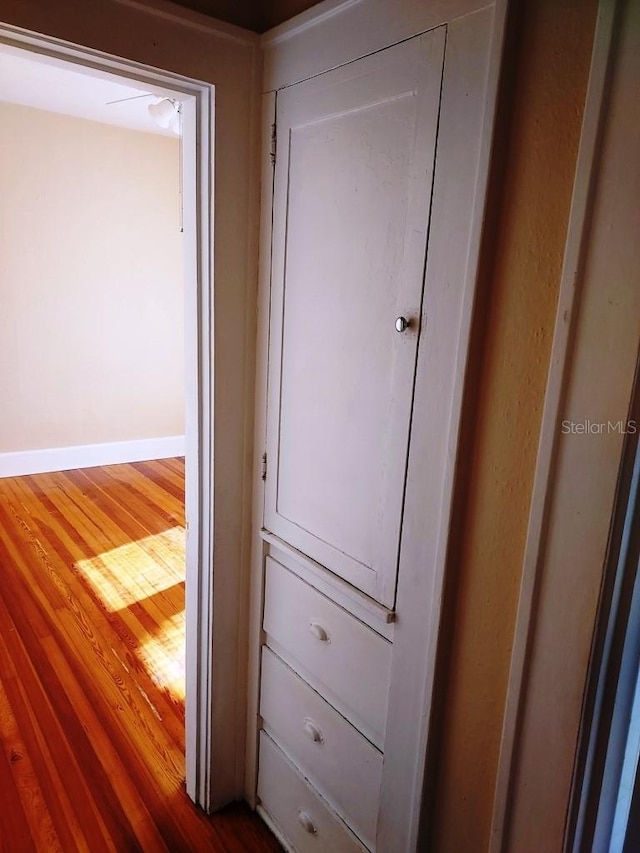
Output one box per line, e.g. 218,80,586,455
0,435,186,478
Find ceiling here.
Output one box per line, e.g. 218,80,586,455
0,47,180,136
167,0,323,33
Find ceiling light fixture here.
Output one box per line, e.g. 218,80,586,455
148,98,181,135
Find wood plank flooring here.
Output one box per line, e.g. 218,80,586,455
0,459,279,852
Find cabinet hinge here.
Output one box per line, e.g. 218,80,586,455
261,452,268,481
270,123,277,166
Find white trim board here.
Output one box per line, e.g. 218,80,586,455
261,0,491,91
0,435,186,478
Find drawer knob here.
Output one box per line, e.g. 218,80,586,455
303,717,324,744
309,621,329,642
297,809,317,835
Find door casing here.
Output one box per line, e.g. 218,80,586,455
0,22,216,808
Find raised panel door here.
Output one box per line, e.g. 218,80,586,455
265,29,446,606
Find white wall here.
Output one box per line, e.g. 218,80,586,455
0,101,183,454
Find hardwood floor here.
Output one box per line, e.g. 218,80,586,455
0,459,279,852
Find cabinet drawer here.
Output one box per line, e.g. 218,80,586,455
261,647,381,849
263,557,391,748
258,732,367,853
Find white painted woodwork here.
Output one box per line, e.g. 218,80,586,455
262,0,487,92
376,9,500,848
180,89,215,809
250,1,508,849
263,557,391,748
260,647,383,849
0,435,185,478
245,88,278,808
262,533,395,639
264,29,446,607
258,733,367,853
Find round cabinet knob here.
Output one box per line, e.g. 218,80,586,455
303,717,324,744
395,316,409,333
297,810,317,835
308,621,329,642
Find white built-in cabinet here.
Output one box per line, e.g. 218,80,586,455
249,2,505,850
264,30,445,609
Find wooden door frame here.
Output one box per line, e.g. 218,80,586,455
0,23,216,809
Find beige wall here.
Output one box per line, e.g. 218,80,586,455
429,1,598,850
0,102,183,452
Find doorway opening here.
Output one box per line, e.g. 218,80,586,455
0,29,215,818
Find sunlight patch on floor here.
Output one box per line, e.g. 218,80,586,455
74,525,186,702
139,613,186,701
74,526,184,611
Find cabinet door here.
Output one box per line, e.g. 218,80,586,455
265,29,445,607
